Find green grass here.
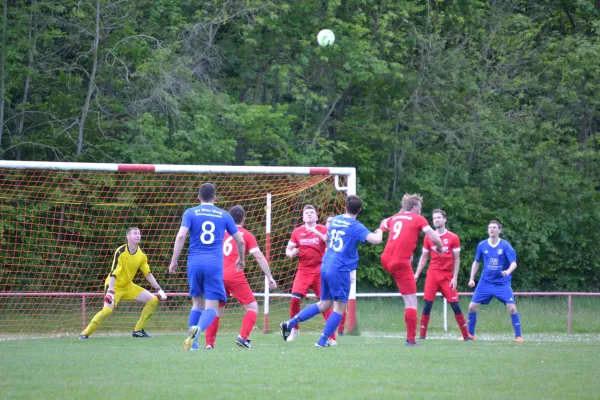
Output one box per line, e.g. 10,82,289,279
1,333,599,400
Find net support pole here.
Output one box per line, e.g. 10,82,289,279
443,296,448,333
263,193,272,333
346,171,358,334
568,294,572,334
82,295,87,331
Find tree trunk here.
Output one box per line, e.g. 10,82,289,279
16,0,37,160
0,0,7,158
77,0,101,158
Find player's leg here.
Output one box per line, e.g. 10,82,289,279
437,276,469,339
132,287,159,337
316,269,348,347
204,302,225,350
230,279,257,348
312,272,336,342
289,270,310,339
394,262,419,345
468,284,491,339
338,309,347,335
196,266,227,333
186,266,204,334
419,273,438,339
497,285,522,342
281,270,333,341
80,290,116,338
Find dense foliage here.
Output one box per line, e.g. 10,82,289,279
1,0,598,291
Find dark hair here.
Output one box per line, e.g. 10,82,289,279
230,205,245,224
126,227,140,236
199,183,216,202
345,195,363,215
488,220,502,230
432,209,446,218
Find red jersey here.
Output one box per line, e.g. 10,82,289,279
223,226,260,279
289,224,328,270
423,230,461,273
381,212,431,260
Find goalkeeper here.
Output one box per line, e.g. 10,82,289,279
79,227,167,339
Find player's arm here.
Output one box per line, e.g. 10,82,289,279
502,244,518,277
104,275,116,304
285,241,299,258
450,250,460,290
253,250,277,288
502,261,517,276
168,226,189,274
366,228,383,244
232,231,246,271
468,261,479,287
144,273,167,301
425,228,443,251
414,250,430,280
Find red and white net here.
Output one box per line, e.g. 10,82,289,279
0,168,346,337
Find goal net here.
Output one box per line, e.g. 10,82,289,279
0,161,355,338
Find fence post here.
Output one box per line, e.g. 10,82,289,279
567,294,572,334
443,296,448,333
82,295,87,331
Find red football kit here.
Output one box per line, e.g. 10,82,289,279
222,226,260,305
289,224,328,297
422,230,461,302
380,212,431,295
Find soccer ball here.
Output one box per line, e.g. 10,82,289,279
317,29,335,47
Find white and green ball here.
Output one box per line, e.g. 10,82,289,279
317,29,335,47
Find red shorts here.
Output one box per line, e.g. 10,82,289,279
423,271,459,302
223,274,256,305
291,268,321,298
381,256,416,295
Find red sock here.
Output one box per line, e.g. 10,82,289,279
405,308,417,343
240,310,257,339
290,297,301,329
338,310,347,334
419,314,430,339
323,309,336,340
455,313,469,339
205,316,220,348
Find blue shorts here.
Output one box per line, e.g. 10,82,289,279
472,282,515,305
187,265,227,302
320,267,350,303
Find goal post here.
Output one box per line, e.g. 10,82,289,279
0,161,356,337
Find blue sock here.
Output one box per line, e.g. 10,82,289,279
288,303,321,327
188,307,203,328
198,308,217,333
317,311,342,346
468,312,477,336
511,313,522,337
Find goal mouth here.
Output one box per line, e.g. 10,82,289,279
0,162,355,336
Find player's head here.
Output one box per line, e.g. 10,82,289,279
126,227,141,244
488,220,502,238
325,214,335,228
432,209,447,229
230,205,245,226
199,183,216,203
345,195,362,216
401,193,423,214
302,205,318,224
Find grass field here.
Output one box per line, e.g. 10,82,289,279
1,332,599,400
1,296,599,399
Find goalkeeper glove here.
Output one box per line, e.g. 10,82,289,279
104,289,115,304
157,289,167,301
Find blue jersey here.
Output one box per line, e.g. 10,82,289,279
181,204,238,267
474,238,517,284
322,215,372,272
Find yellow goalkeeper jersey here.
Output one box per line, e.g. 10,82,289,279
104,244,151,288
